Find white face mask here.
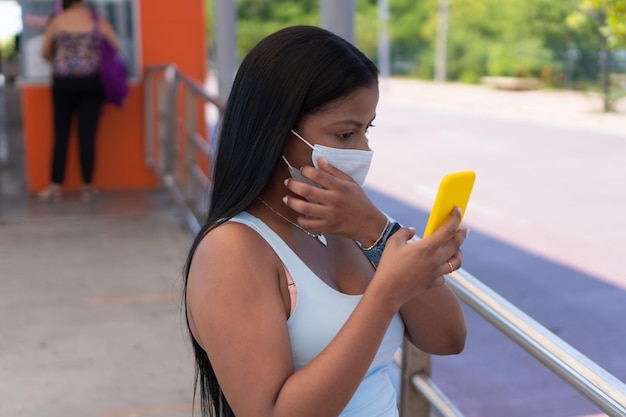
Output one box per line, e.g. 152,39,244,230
282,129,373,186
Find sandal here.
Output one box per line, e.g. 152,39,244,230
37,184,62,202
81,185,99,202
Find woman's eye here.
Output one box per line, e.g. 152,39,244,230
337,132,354,140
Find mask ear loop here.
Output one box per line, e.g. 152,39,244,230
290,129,315,150
282,129,313,170
281,155,296,169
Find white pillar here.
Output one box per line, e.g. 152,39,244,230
434,0,449,82
215,0,237,101
320,0,355,43
377,0,390,79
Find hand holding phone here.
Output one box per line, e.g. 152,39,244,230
423,170,476,237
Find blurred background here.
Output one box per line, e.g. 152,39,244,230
2,0,625,109
203,0,625,111
1,1,625,417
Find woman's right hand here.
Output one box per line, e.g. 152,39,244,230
371,207,468,310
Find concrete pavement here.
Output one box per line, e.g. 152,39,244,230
2,75,197,414
0,191,197,417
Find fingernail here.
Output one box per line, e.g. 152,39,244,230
284,179,289,187
282,196,288,204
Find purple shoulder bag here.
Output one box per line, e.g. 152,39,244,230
92,10,129,107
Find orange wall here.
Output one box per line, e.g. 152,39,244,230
22,0,207,191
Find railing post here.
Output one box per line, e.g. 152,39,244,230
399,338,432,417
163,65,178,178
185,91,197,208
156,76,168,176
144,70,154,170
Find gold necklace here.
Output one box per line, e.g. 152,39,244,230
257,197,327,246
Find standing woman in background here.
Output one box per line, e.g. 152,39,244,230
38,0,120,201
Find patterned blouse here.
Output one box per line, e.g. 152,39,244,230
53,31,100,76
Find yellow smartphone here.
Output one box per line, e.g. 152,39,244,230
423,170,476,237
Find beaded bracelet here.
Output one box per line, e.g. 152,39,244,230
360,218,390,251
356,220,401,263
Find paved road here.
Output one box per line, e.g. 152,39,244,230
372,82,626,288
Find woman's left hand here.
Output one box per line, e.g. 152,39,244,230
281,157,388,245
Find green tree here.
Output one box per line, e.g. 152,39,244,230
238,0,318,55
205,0,437,78
204,0,318,66
386,0,436,76
355,0,378,60
567,0,626,111
415,0,575,83
202,0,600,92
0,36,17,59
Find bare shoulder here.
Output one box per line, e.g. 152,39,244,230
186,221,282,311
95,14,121,48
191,220,278,269
44,13,61,33
98,14,116,33
98,13,110,27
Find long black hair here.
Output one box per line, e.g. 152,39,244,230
62,0,83,10
183,25,379,417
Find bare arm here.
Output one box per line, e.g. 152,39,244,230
400,282,467,354
187,221,449,417
397,210,468,354
41,16,57,62
99,15,121,51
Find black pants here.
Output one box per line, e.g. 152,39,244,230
51,75,103,185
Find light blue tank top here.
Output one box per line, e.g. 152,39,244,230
230,212,404,416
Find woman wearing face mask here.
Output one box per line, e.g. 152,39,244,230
184,26,468,417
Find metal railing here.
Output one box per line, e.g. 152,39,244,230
144,64,224,234
396,267,626,417
143,63,626,417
